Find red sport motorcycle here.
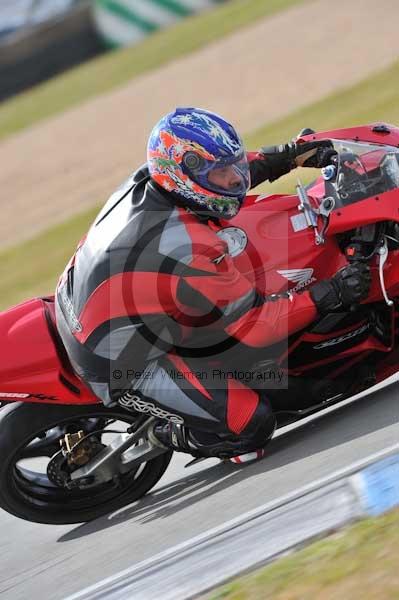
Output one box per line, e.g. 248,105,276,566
1,123,399,524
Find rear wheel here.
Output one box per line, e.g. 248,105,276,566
0,402,172,524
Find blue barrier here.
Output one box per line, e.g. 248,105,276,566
357,453,399,516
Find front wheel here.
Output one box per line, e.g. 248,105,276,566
0,402,172,524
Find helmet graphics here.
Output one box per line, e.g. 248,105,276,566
147,107,250,218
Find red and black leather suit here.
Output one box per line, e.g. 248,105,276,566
55,153,317,449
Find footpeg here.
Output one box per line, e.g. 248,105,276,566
184,456,208,468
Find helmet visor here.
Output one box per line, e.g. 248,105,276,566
182,151,250,199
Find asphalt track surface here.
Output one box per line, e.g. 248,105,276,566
0,380,398,600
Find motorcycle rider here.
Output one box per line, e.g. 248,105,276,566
55,107,371,462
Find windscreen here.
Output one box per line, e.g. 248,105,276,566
323,140,399,207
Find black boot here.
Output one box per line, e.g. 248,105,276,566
152,422,270,459
152,422,202,457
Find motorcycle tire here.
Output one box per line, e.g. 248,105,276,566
0,402,172,524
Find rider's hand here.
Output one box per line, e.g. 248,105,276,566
309,262,371,315
259,140,336,170
292,140,336,168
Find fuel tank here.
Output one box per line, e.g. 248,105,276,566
220,193,346,294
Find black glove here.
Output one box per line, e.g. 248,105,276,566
260,140,336,170
293,140,337,168
309,263,371,315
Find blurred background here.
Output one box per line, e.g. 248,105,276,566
1,0,399,313
0,0,226,101
1,3,399,599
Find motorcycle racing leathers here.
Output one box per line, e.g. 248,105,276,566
56,153,318,456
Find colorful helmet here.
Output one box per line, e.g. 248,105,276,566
147,107,250,218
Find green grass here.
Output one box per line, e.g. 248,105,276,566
0,207,99,311
246,58,399,196
0,0,308,140
1,59,399,312
205,508,399,600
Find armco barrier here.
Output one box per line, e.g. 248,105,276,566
0,0,226,100
66,445,399,600
93,0,226,48
0,2,102,102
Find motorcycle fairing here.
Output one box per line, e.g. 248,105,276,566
226,193,346,295
0,297,98,405
297,123,399,148
2,123,399,406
